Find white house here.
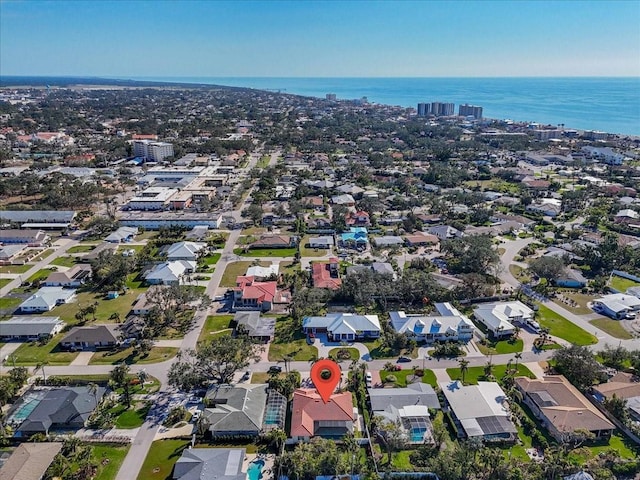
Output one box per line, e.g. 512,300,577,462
19,287,76,313
592,293,640,320
302,313,381,341
144,260,196,285
104,226,138,243
165,241,206,261
473,301,534,337
390,302,475,344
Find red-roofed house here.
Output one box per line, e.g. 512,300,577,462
290,389,356,441
311,258,342,290
234,276,279,312
345,211,371,227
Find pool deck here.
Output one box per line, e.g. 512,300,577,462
244,454,276,480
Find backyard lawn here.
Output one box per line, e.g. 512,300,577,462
446,364,535,385
536,304,597,345
477,338,523,355
590,318,633,340
89,347,178,365
268,316,318,361
11,335,79,365
136,439,190,480
0,296,22,312
233,247,298,257
609,274,640,293
50,255,78,267
197,315,235,344
220,261,257,287
51,289,145,324
91,443,130,480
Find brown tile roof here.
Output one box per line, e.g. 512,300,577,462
290,389,355,437
592,372,640,400
312,260,342,290
515,376,614,435
0,442,62,480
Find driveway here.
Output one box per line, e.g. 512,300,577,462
312,334,372,361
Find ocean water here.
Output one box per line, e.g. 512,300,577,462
131,76,640,136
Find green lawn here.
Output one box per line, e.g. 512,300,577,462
197,315,235,344
11,335,79,365
590,318,633,340
136,439,190,480
0,278,11,289
421,369,438,388
477,338,523,355
380,368,423,387
269,316,318,361
552,292,595,315
220,261,255,287
257,155,270,168
114,402,151,429
0,264,32,274
251,372,286,384
201,253,221,266
67,245,96,253
50,255,78,267
51,289,144,324
27,249,54,262
609,275,640,293
92,443,130,480
234,247,298,257
361,337,418,359
89,347,178,365
27,268,55,283
0,296,22,312
300,236,332,257
328,347,360,361
446,364,535,385
536,304,597,345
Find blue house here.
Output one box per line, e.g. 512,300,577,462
339,227,368,249
555,269,587,288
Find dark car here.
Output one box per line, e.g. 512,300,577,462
268,366,282,374
397,356,411,363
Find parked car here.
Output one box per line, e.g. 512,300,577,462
268,366,282,374
241,371,251,381
191,410,201,422
397,356,411,363
365,371,372,387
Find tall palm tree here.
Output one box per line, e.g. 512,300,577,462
458,358,470,384
514,352,522,372
483,359,494,379
87,383,99,409
35,361,48,385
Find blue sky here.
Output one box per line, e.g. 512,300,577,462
1,0,639,77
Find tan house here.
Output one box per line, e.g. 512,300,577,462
515,376,614,442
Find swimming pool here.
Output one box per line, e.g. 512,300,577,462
7,391,46,425
247,459,265,480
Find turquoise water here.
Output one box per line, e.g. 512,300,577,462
247,459,265,480
8,392,45,423
128,76,640,136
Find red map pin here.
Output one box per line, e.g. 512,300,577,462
310,358,341,404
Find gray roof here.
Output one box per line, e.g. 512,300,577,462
234,311,275,338
173,448,246,480
372,236,404,246
371,262,395,276
60,324,119,344
12,386,105,435
203,384,268,436
104,226,138,243
0,244,25,259
368,383,440,411
19,287,76,311
0,210,76,223
0,316,65,338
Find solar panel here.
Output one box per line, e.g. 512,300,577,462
476,416,516,435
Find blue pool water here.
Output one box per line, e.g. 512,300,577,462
247,459,265,480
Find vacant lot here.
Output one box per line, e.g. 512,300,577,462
446,364,535,385
536,304,597,345
68,245,96,254
89,346,178,365
477,338,523,355
136,439,190,480
198,315,235,344
51,256,78,267
52,289,145,324
234,247,297,257
0,264,32,274
269,316,318,361
590,318,633,340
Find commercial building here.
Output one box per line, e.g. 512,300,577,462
430,102,455,116
126,187,178,211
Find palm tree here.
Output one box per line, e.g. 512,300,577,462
35,361,48,385
458,358,470,384
87,383,99,409
514,352,522,373
483,359,494,379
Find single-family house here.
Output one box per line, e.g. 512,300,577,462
43,264,92,287
165,241,206,261
0,442,63,480
8,386,106,437
372,236,403,248
302,313,381,341
144,260,195,285
60,324,119,350
390,302,475,344
104,226,138,243
311,259,342,290
172,448,248,480
515,376,614,442
592,372,640,420
308,236,334,249
234,311,275,342
331,194,356,207
0,316,65,341
371,262,396,278
0,229,49,246
339,227,368,249
404,233,439,247
0,244,27,265
526,199,562,217
473,301,535,337
19,287,76,313
202,384,269,438
290,389,356,441
592,293,640,320
614,209,640,224
440,381,517,442
345,211,371,227
233,276,286,312
555,268,588,288
249,235,297,249
427,225,464,240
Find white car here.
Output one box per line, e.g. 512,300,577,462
365,372,373,387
